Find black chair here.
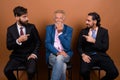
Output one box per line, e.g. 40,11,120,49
48,62,72,80
92,66,102,80
79,66,102,80
14,64,38,80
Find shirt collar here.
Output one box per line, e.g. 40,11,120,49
90,27,98,31
17,22,24,29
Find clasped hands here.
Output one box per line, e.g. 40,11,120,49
57,51,68,57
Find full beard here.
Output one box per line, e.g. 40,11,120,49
19,20,28,27
86,24,94,29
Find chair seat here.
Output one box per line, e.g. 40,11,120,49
66,62,72,69
92,66,101,70
16,66,26,70
14,64,38,80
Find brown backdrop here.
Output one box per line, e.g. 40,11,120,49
0,0,120,80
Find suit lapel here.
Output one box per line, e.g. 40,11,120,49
51,24,67,44
51,25,55,44
62,24,67,34
25,25,29,35
96,27,101,41
86,28,90,36
13,23,20,38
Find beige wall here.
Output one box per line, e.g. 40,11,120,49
0,0,120,80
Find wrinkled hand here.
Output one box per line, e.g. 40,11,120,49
28,54,37,60
83,35,95,43
82,54,91,63
57,51,68,57
18,34,30,43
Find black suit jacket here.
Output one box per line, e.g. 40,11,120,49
78,26,109,56
7,23,41,59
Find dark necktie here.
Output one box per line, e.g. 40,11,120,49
20,27,24,35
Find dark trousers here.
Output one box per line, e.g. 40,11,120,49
4,58,37,80
80,54,119,80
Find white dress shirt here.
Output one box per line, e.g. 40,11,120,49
16,23,26,45
54,27,64,52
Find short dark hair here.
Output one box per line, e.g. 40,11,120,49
88,12,101,27
13,6,27,17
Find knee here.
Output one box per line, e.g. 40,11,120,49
27,69,35,75
80,68,89,76
56,55,64,62
111,70,119,79
4,68,8,75
4,67,12,75
108,69,119,79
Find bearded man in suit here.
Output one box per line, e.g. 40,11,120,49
4,6,41,80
